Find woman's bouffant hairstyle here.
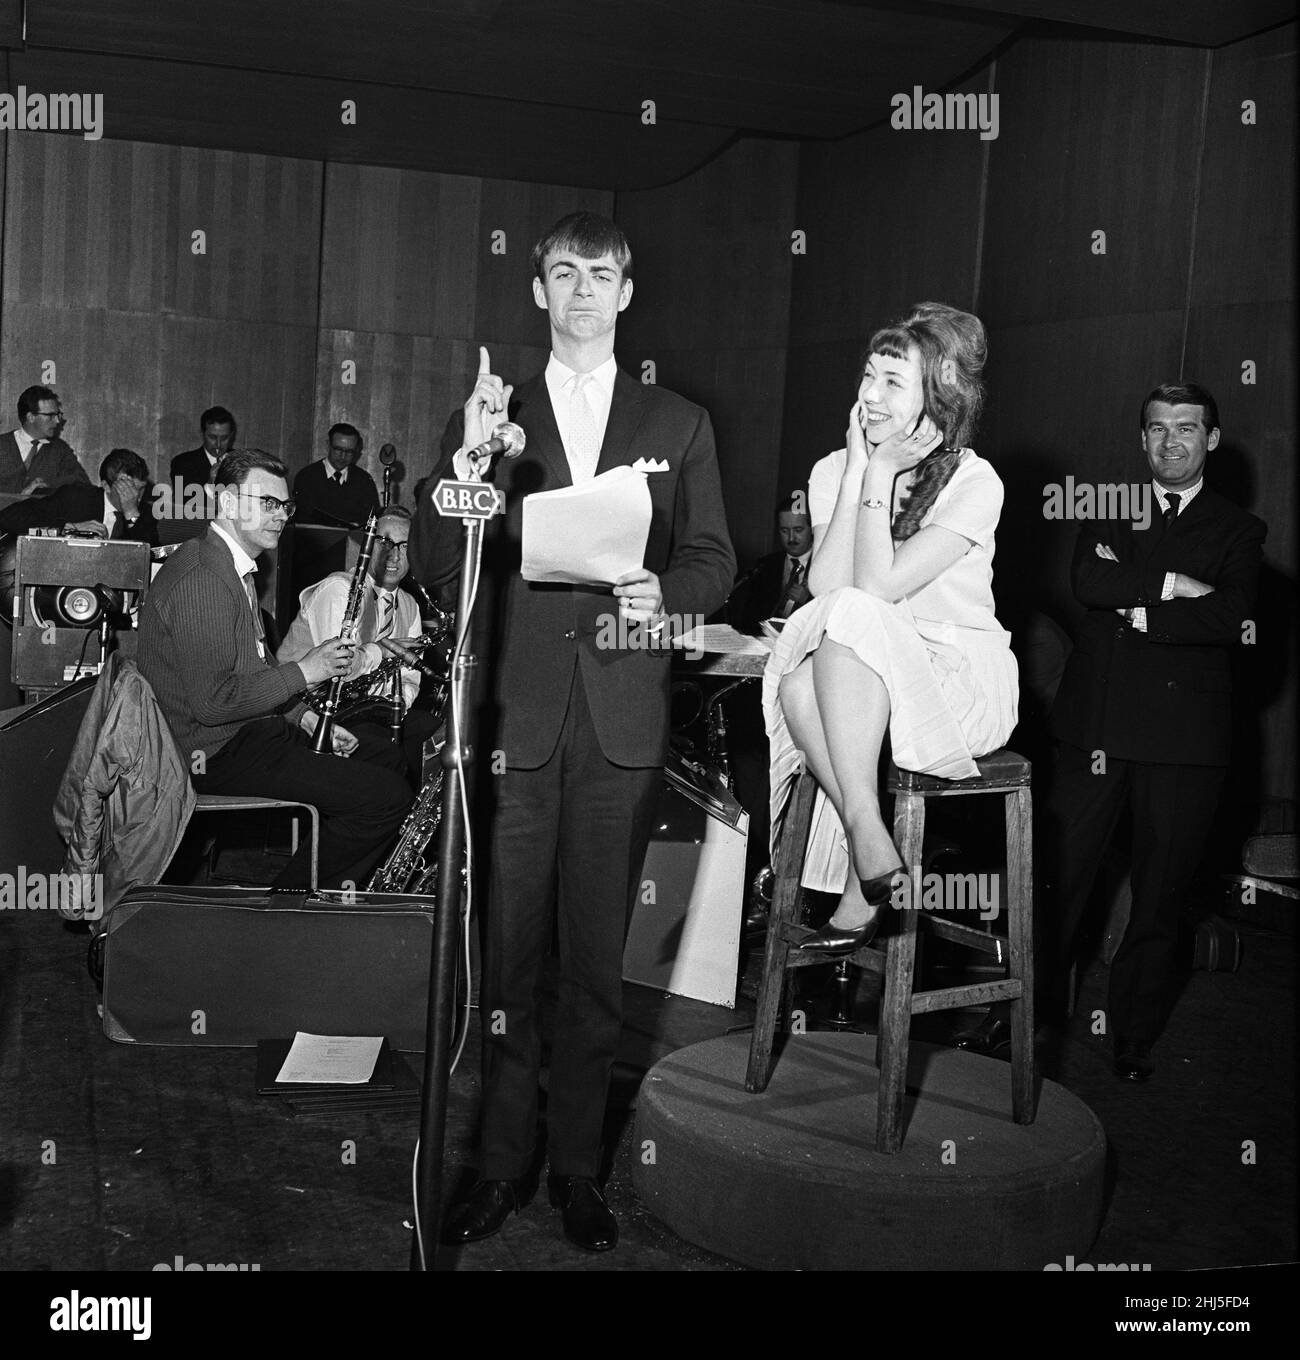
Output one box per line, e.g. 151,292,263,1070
864,302,987,541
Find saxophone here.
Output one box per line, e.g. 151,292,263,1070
310,511,380,752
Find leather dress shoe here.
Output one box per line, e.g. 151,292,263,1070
1114,1037,1154,1082
798,915,879,954
547,1174,618,1252
442,1179,525,1243
953,1012,1013,1058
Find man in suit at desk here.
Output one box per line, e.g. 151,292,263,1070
293,423,380,528
0,386,88,496
412,211,734,1252
170,406,237,496
726,494,813,634
0,448,158,546
1049,381,1265,1083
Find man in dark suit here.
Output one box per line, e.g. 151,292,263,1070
169,405,237,497
138,448,411,890
0,386,89,496
0,448,158,546
412,211,734,1252
726,494,813,634
1048,381,1265,1082
292,423,380,528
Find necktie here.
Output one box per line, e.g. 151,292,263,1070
567,373,601,483
26,439,43,466
243,571,266,657
1162,493,1181,531
780,559,806,617
376,589,394,639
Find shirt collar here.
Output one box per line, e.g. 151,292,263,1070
1152,478,1203,513
546,353,618,399
15,427,39,454
212,522,259,580
321,457,347,484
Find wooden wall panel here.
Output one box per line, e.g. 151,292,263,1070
1,134,322,485
163,147,322,325
1184,299,1296,804
1191,23,1297,308
312,332,549,494
616,139,799,566
787,74,988,349
981,38,1205,327
319,164,481,338
980,312,1185,638
157,317,318,476
0,302,160,478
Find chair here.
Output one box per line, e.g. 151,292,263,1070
194,793,321,894
746,750,1036,1153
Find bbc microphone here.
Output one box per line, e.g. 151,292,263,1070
466,422,526,463
378,443,398,466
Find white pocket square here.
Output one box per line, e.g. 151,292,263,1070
631,457,670,473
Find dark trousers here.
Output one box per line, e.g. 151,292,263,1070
480,665,661,1181
1048,740,1225,1043
195,717,412,890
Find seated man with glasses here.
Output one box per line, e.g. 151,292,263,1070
276,505,439,782
138,448,412,889
0,385,89,496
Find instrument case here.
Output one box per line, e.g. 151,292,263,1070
100,885,439,1049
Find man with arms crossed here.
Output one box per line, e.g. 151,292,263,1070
1049,382,1265,1082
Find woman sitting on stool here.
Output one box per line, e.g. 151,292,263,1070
764,302,1018,952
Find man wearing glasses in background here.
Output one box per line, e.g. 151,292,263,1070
138,449,412,889
0,385,89,496
277,505,438,783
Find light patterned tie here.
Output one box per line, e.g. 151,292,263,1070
376,588,395,639
567,372,601,483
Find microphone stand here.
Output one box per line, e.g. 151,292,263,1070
410,479,495,1271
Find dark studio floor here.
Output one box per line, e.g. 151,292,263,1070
0,797,1295,1281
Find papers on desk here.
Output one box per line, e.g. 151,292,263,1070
521,466,652,586
274,1032,384,1085
674,623,772,656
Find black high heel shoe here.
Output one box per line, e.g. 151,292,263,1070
798,866,906,954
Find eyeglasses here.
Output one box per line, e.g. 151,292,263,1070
378,537,408,554
240,492,296,516
34,410,64,421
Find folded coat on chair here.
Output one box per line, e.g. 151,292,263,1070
53,652,197,921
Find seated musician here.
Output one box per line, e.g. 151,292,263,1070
0,448,158,546
276,505,441,783
137,448,412,889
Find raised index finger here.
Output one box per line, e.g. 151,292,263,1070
478,345,491,377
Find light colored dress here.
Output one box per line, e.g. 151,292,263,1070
763,447,1019,892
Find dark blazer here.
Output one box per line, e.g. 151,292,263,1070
292,460,380,528
0,482,158,545
170,447,217,491
411,368,735,769
726,550,804,634
137,527,308,760
1051,486,1265,766
0,432,89,496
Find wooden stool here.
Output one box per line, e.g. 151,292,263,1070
745,749,1036,1153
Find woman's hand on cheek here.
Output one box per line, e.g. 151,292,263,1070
871,413,943,473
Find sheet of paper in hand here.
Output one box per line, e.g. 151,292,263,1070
521,465,653,586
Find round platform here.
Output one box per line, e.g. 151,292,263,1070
633,1031,1106,1270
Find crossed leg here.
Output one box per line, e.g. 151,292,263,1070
778,639,902,929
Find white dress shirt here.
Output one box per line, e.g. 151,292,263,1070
212,523,265,656
1126,478,1204,633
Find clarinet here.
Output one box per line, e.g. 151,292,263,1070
311,511,380,753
